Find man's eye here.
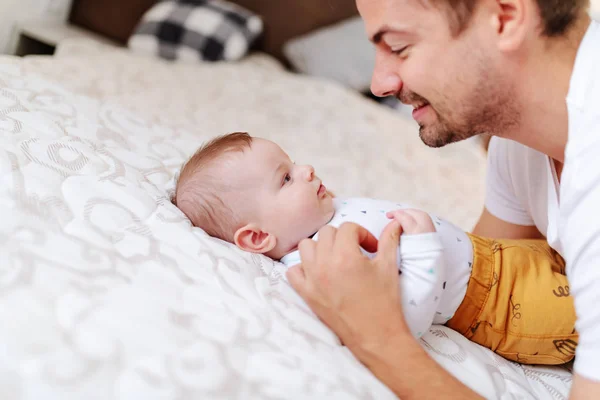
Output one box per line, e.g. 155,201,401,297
391,46,409,56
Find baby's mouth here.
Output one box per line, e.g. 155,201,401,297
317,183,326,198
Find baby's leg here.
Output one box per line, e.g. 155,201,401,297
446,234,577,365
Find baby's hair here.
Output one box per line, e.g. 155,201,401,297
173,132,253,241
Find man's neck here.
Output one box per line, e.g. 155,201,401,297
501,17,591,163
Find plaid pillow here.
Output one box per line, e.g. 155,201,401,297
128,0,263,62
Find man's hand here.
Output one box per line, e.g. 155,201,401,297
286,220,483,399
386,209,435,234
286,221,410,352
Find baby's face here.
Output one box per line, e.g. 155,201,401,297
237,138,335,256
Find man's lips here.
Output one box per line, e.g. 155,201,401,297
412,103,431,120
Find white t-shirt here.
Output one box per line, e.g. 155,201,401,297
484,20,600,381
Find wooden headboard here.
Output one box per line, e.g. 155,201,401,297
68,0,358,64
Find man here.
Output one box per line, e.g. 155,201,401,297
286,0,600,398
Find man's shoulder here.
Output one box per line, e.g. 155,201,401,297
567,20,600,126
565,20,600,162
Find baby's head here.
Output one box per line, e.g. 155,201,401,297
174,132,334,259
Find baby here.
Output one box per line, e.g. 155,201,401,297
174,132,578,365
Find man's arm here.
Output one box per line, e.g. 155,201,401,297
472,208,544,239
356,324,482,399
570,375,600,400
286,221,483,399
475,137,543,240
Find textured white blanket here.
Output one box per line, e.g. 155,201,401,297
0,39,572,399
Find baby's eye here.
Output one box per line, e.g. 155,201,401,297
282,173,291,185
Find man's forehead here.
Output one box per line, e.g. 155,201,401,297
357,0,431,11
357,0,432,35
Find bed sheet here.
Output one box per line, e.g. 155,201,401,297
0,39,572,399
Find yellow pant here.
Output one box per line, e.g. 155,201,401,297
446,234,578,365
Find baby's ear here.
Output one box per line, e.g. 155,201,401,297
234,224,277,254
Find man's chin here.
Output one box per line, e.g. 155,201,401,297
418,126,469,148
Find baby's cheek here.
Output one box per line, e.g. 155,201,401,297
294,199,319,226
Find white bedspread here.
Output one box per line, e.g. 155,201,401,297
0,39,572,399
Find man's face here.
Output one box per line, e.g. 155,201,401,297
358,0,520,147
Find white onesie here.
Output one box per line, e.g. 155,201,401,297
280,197,473,339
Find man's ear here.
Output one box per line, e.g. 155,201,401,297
234,224,277,254
492,0,529,52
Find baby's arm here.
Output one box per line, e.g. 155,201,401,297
387,210,446,338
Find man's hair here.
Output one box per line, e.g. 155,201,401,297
173,132,253,241
437,0,589,37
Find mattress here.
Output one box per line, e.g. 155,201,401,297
0,38,572,399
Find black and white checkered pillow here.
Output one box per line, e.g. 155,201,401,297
128,0,263,62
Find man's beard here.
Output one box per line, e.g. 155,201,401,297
398,79,519,148
417,110,472,148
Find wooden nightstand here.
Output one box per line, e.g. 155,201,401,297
12,20,118,57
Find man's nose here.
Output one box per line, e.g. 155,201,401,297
370,51,403,98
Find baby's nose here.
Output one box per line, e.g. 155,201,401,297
304,165,315,181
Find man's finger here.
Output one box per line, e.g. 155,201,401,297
376,220,402,266
337,222,379,254
298,238,317,276
286,264,307,295
316,225,337,258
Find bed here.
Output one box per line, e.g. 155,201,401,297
0,4,573,399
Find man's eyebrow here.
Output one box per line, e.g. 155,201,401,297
370,26,410,44
371,27,388,43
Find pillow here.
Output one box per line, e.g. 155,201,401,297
282,16,375,92
127,0,263,62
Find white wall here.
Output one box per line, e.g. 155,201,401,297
0,0,73,54
592,0,600,20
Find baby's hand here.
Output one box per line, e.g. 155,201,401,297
386,209,435,235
